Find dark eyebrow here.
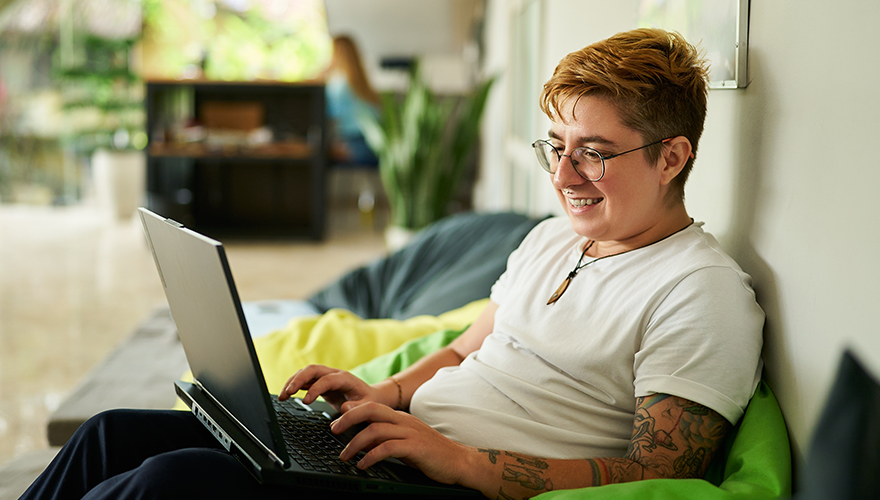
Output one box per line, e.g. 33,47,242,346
547,130,616,147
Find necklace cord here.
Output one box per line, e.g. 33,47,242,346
547,221,695,305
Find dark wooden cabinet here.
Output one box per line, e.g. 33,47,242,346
145,80,327,239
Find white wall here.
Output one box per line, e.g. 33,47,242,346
713,0,880,467
476,0,880,472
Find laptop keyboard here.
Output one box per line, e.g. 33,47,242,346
272,399,393,480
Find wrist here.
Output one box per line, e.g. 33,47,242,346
457,445,498,496
373,378,403,409
388,376,403,410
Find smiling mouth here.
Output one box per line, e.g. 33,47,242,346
569,197,603,208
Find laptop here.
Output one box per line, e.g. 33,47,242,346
138,208,479,497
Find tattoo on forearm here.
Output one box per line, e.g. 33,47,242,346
586,457,646,485
479,448,501,464
487,396,729,496
507,452,548,470
502,463,551,491
483,450,554,499
587,458,604,486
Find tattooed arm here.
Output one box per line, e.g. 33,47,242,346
461,394,731,499
332,394,730,499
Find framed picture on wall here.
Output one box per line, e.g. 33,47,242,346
637,0,750,89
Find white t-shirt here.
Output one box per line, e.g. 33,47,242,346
409,217,764,459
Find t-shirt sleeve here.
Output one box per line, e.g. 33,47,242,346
633,266,765,424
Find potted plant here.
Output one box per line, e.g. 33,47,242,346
358,63,495,245
55,33,146,218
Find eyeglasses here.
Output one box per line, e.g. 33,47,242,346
531,138,671,181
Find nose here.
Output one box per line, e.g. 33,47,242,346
551,151,586,189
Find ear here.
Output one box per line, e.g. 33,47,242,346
657,136,692,186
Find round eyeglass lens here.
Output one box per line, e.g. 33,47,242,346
532,141,605,181
533,141,557,173
569,148,604,181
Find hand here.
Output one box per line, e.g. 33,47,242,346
331,402,475,486
278,365,393,413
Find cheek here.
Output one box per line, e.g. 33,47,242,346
602,168,658,201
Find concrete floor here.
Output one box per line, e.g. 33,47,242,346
0,202,389,468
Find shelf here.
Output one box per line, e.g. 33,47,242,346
144,80,327,239
145,78,323,88
149,141,312,160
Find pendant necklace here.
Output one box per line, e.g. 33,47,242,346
546,221,695,305
546,240,596,305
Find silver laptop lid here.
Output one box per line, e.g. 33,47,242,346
138,207,286,462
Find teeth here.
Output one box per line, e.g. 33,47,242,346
570,198,601,207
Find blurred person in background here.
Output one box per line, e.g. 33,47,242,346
324,35,380,166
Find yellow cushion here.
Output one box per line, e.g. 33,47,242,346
254,299,487,395
175,299,487,409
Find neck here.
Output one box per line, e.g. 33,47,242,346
588,207,692,258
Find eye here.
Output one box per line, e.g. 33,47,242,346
573,148,603,163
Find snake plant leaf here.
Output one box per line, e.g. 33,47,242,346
356,61,496,230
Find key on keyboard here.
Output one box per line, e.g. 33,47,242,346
271,399,392,479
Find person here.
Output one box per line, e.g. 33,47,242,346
324,35,381,166
21,28,763,500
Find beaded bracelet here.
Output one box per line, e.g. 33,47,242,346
389,376,403,410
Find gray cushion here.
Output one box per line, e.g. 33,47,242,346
796,349,880,499
307,212,546,320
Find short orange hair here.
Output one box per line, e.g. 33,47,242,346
540,28,709,202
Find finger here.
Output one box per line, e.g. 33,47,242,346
281,366,320,396
279,365,337,399
338,421,405,463
278,370,306,400
301,371,360,405
357,439,413,470
281,378,317,400
340,399,369,413
331,401,399,434
282,369,305,391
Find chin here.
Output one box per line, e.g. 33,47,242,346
559,204,602,240
564,213,601,240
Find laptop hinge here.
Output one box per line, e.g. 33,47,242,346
193,379,286,468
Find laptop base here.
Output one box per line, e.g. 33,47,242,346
175,381,481,497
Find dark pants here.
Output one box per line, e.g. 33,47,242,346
20,409,294,500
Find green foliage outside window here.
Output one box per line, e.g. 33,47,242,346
53,34,145,154
0,0,331,204
141,0,331,82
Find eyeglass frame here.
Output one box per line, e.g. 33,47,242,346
531,137,672,182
